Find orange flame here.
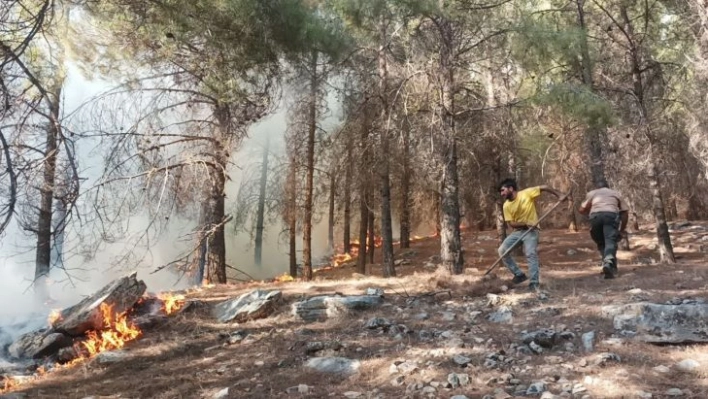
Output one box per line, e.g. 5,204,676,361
158,293,185,315
48,309,62,326
79,303,141,357
274,273,294,282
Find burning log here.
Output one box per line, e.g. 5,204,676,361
7,330,72,360
51,272,147,336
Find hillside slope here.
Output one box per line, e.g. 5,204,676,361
4,223,708,399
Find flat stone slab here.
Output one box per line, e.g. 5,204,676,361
213,290,282,323
601,302,708,343
305,357,360,375
292,295,383,322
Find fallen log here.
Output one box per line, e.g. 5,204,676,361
51,272,147,336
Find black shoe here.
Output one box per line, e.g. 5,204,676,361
528,283,540,292
512,274,528,284
602,264,615,279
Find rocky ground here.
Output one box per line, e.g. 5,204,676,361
4,221,708,399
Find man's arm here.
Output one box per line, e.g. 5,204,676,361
619,211,628,231
578,192,593,215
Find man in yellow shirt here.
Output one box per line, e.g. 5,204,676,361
498,178,566,291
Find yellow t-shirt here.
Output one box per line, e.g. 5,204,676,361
503,186,541,226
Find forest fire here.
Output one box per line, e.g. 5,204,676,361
0,289,187,395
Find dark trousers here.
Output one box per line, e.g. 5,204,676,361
589,212,620,270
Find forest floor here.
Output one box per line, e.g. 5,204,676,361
5,221,708,399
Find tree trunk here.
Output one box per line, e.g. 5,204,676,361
357,192,368,274
377,15,396,277
343,144,352,253
200,106,231,284
438,17,464,274
254,137,270,266
35,85,62,298
619,4,675,263
367,205,375,265
302,51,318,281
202,168,227,284
327,171,335,253
286,153,298,278
434,188,441,237
400,121,412,249
576,0,609,187
648,154,676,262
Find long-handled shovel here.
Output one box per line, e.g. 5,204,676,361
484,192,571,276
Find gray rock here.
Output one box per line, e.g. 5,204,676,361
601,302,708,343
213,388,229,399
414,312,429,320
653,365,670,373
453,354,472,366
450,396,470,399
93,350,131,364
441,312,456,321
395,360,419,375
487,306,513,324
343,392,362,398
637,391,653,399
526,381,547,396
582,331,595,352
214,290,282,323
522,329,558,348
529,341,543,354
665,388,683,396
293,294,383,322
305,357,360,375
365,288,384,296
447,373,460,388
676,359,700,372
304,340,342,355
595,352,621,366
365,317,392,329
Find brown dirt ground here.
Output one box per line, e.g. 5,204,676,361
5,222,708,399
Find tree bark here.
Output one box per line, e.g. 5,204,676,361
378,14,396,277
400,122,412,249
200,106,231,284
286,152,298,278
201,167,227,283
357,191,368,274
648,153,676,262
35,85,62,298
327,170,335,253
367,205,375,265
619,4,675,263
576,0,608,187
343,143,352,253
437,17,464,274
302,51,318,281
254,137,270,266
357,118,369,274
